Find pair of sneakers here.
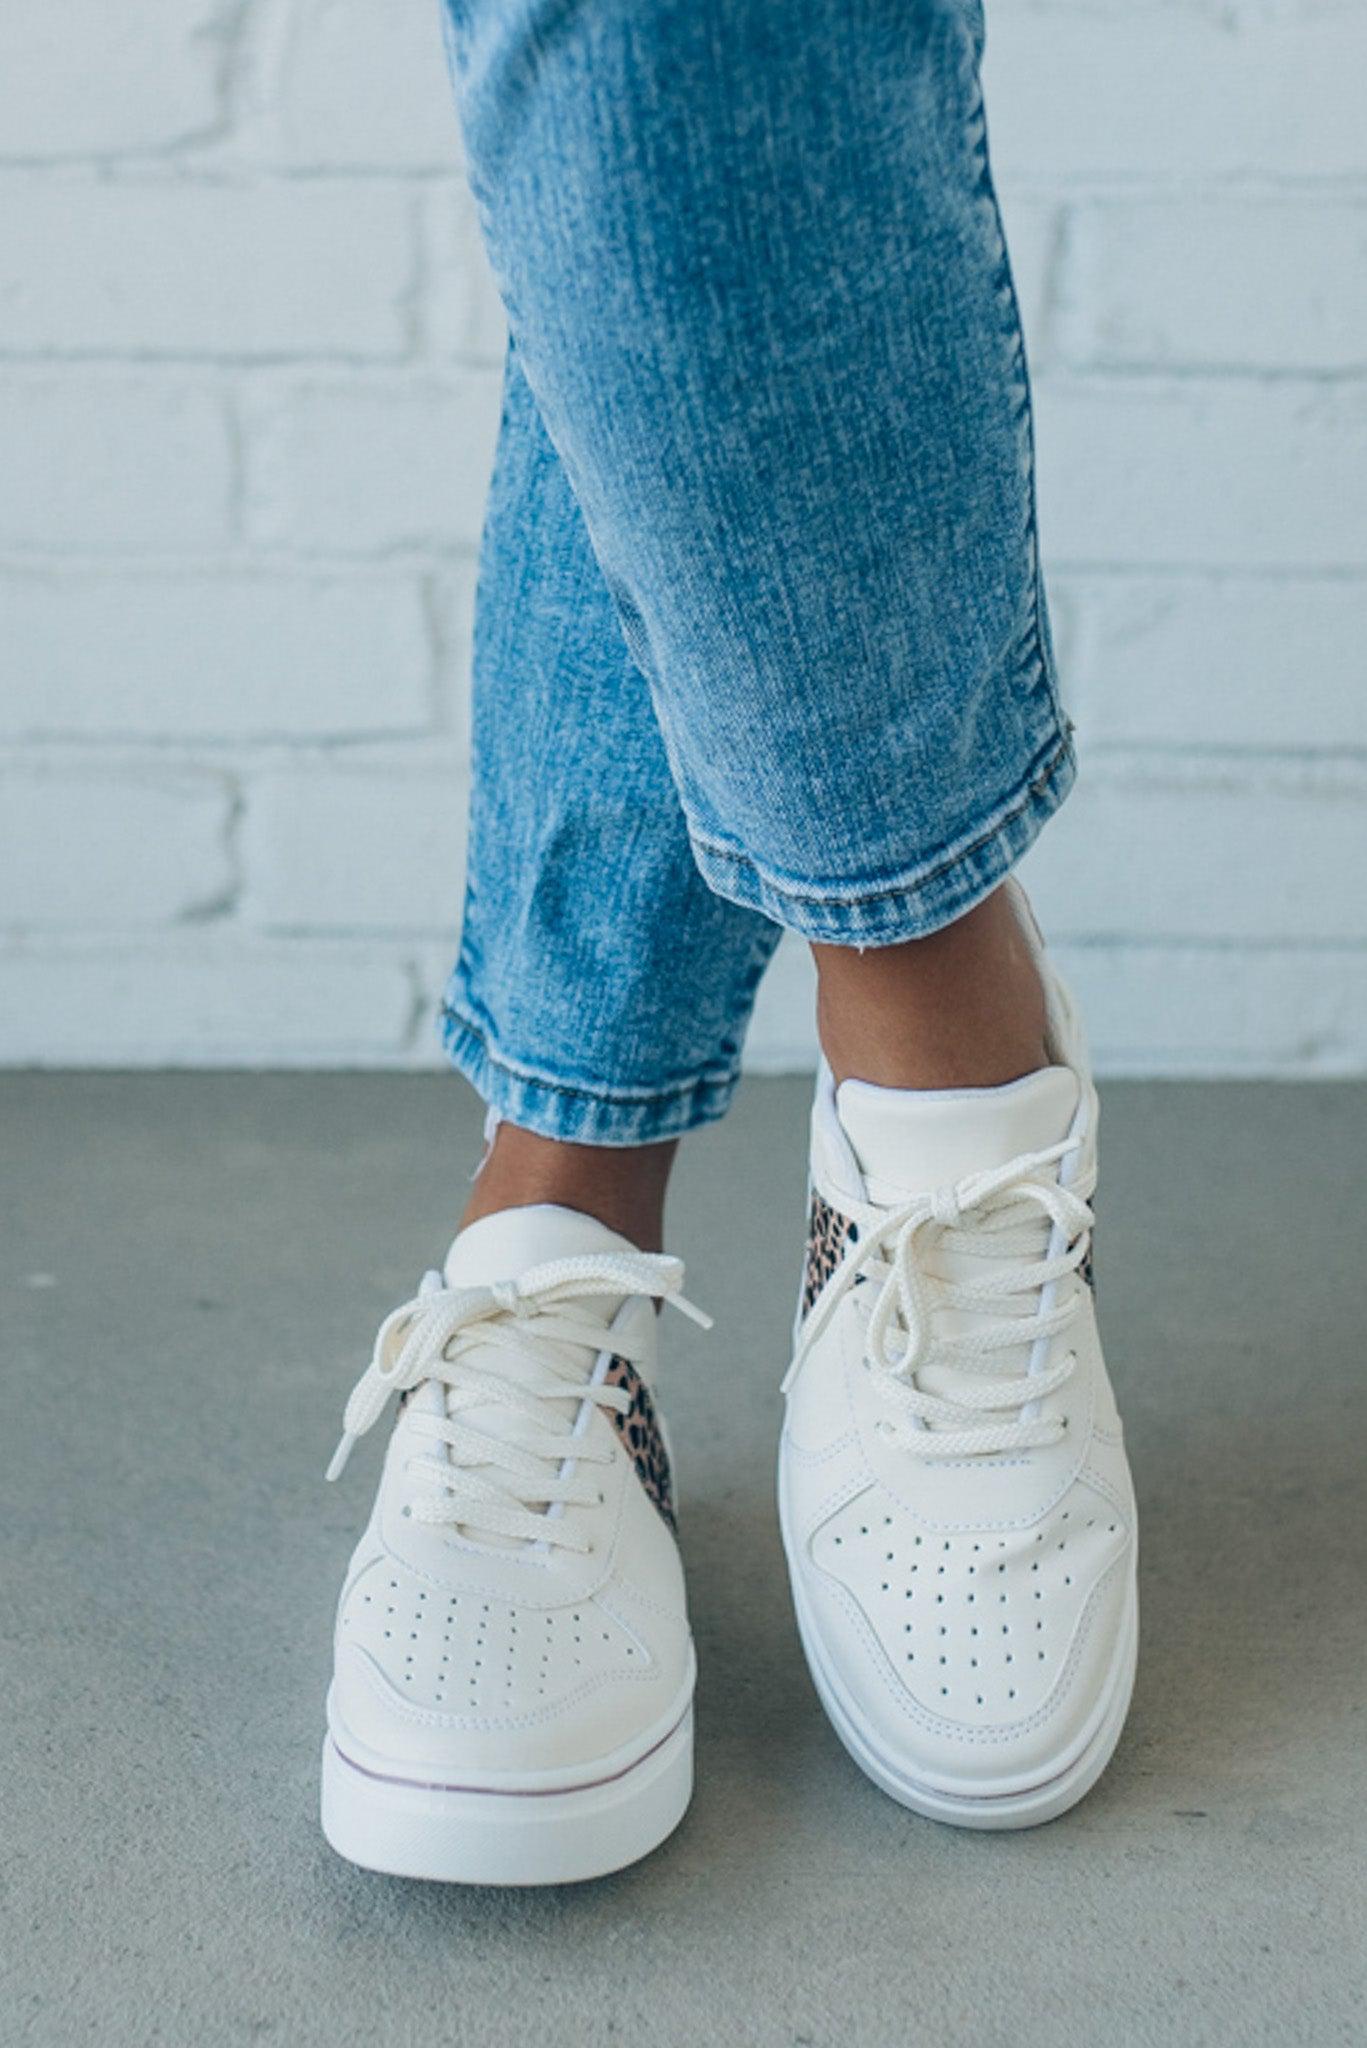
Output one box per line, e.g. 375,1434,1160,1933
321,909,1138,1881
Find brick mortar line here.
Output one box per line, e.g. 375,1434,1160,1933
0,741,1352,777
4,168,1364,202
5,164,1366,195
3,543,1360,575
7,366,1364,397
0,552,1357,582
1,349,1359,379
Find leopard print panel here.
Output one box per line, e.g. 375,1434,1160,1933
801,1189,859,1316
1079,1202,1096,1295
799,1189,1092,1316
602,1356,676,1530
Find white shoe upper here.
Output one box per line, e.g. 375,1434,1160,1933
780,912,1137,1805
325,1206,699,1789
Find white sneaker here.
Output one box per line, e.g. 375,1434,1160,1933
779,892,1138,1829
320,1204,705,1884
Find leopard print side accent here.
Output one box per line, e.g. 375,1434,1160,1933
801,1190,858,1316
799,1188,1093,1314
602,1356,676,1529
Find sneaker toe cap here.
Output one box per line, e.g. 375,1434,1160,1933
330,1557,688,1780
799,1490,1136,1795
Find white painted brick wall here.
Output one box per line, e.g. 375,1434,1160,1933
0,571,437,740
986,11,1367,184
0,766,232,927
1062,201,1367,375
0,375,235,552
0,182,417,360
1035,384,1367,569
246,372,501,552
0,1,226,160
240,753,468,932
1,0,1363,1076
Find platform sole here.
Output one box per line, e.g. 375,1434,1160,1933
321,1705,693,1885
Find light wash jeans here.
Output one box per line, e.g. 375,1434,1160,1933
439,0,1073,1146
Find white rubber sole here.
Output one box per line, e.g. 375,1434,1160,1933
321,1706,694,1885
781,1478,1137,1830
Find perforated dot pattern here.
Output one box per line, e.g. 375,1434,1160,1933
339,1559,641,1714
811,1491,1127,1724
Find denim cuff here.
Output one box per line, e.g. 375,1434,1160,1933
685,722,1076,948
440,721,1074,1146
439,1002,746,1147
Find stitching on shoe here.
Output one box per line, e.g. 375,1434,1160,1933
818,1548,1130,1748
346,1644,657,1733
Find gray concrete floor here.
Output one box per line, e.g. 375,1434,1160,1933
3,1074,1365,2048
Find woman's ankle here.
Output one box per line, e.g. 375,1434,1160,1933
459,1123,678,1251
812,884,1050,1092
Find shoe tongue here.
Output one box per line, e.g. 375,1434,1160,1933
836,1066,1080,1203
443,1203,638,1286
422,1205,642,1550
834,1066,1082,1405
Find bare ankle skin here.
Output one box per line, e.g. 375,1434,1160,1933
812,884,1049,1091
460,886,1044,1240
460,1123,678,1251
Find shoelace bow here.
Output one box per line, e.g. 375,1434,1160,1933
326,1252,710,1551
784,1139,1095,1459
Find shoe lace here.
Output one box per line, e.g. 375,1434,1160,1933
784,1140,1095,1459
325,1252,710,1551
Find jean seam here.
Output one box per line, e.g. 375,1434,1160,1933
688,717,1072,914
441,1006,749,1146
440,1000,743,1111
973,76,1060,749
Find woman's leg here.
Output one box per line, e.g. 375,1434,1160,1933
443,344,781,1237
321,1,1132,1886
431,0,1134,1843
444,0,1070,963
